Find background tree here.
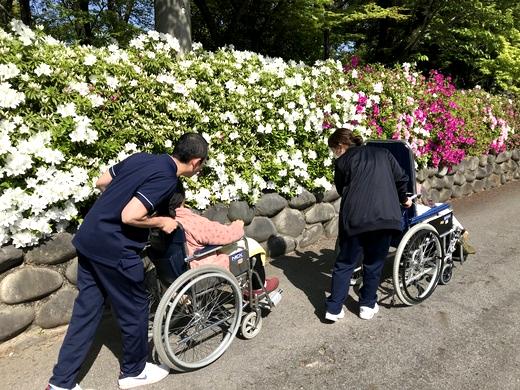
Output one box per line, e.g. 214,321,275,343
190,0,331,62
155,0,191,53
327,0,520,92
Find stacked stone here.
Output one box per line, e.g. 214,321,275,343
417,150,520,203
203,189,341,258
0,233,78,342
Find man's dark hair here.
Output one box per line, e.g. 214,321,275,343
172,133,208,163
168,180,186,217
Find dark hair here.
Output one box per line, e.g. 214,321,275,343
172,133,209,163
327,128,363,148
168,180,186,217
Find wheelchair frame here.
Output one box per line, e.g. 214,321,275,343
146,225,281,372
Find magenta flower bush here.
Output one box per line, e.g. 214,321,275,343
331,57,517,168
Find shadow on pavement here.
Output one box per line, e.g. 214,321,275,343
271,247,404,322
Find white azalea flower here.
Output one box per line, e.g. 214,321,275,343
69,81,90,96
84,54,97,66
34,63,52,77
0,82,25,108
0,63,20,81
57,102,77,118
373,82,383,93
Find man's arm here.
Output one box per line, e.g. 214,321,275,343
121,197,178,233
96,170,113,193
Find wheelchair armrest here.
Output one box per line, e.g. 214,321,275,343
187,244,223,262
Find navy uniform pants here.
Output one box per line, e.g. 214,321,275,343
326,230,393,315
50,253,148,389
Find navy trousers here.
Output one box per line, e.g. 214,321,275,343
50,253,148,388
326,230,393,315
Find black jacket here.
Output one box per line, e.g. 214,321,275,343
335,145,409,236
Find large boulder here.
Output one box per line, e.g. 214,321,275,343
288,189,316,210
0,306,35,341
473,179,486,193
495,151,509,164
271,208,306,237
255,193,288,217
0,245,24,274
0,268,63,304
304,203,336,224
25,233,76,265
322,188,340,203
464,169,476,182
438,188,453,203
35,289,78,329
464,156,479,171
451,185,464,199
245,217,277,243
452,172,466,186
202,203,230,224
227,201,255,224
298,224,324,249
324,216,339,238
332,198,341,213
65,257,78,285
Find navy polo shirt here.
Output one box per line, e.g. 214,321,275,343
73,153,178,267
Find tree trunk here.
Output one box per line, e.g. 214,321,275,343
154,0,192,54
74,0,93,45
323,28,330,60
0,0,14,27
18,0,31,26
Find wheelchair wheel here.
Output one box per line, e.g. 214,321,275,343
439,262,453,285
152,266,243,372
240,311,262,339
393,223,442,305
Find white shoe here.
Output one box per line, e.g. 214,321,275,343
47,384,82,390
359,303,379,320
325,308,345,322
118,363,170,389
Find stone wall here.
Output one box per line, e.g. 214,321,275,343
1,150,518,343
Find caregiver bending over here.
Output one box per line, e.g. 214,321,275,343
325,129,412,322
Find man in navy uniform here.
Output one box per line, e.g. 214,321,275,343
47,133,208,390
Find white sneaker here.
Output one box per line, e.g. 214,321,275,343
359,303,379,320
47,384,82,390
325,308,345,322
118,363,170,389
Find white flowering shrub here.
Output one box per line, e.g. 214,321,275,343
1,21,371,247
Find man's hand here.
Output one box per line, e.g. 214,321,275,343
159,217,178,234
402,197,413,208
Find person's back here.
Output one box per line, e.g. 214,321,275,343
336,145,408,236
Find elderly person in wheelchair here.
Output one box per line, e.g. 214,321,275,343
143,181,281,372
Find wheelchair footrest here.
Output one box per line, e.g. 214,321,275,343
258,288,283,309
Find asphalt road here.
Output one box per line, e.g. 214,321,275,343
1,180,519,390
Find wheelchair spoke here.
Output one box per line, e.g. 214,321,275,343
395,226,442,304
154,269,242,369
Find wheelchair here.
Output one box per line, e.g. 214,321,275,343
359,140,465,306
144,226,282,372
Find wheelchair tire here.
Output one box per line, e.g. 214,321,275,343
152,266,243,372
439,263,453,285
393,223,442,306
240,311,262,339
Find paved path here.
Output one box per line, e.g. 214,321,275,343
1,181,519,390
